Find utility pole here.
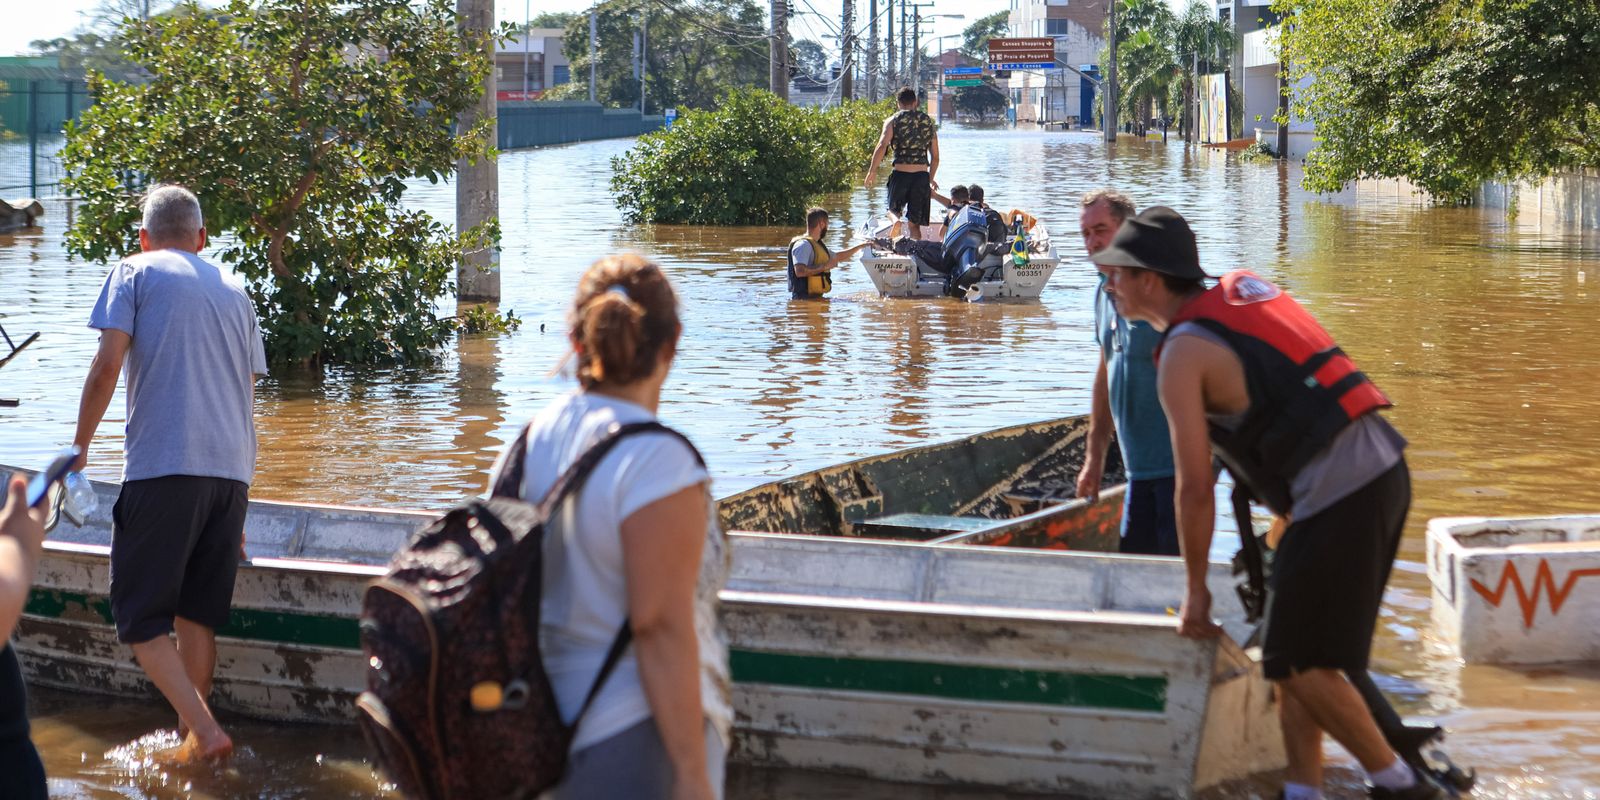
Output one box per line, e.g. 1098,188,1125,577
633,11,640,113
588,9,598,103
1104,0,1118,142
866,0,878,100
522,0,530,97
841,0,854,101
771,0,789,100
911,5,920,99
886,0,895,89
899,1,908,86
456,0,499,301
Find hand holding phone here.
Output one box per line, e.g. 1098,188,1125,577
26,446,81,510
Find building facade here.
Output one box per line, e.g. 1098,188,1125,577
495,29,572,101
1005,0,1107,125
1218,0,1316,158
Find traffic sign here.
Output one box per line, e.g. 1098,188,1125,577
986,37,1054,67
943,66,982,76
944,79,983,87
995,62,1058,70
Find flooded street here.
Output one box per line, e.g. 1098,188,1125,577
3,125,1600,798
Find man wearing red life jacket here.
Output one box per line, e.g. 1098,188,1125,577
1095,207,1448,800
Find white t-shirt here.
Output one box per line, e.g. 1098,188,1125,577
487,392,732,753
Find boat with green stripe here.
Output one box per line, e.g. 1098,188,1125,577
5,423,1283,797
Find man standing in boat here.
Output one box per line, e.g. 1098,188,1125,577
72,185,267,763
1074,189,1179,556
864,87,941,240
788,207,870,300
1097,207,1449,799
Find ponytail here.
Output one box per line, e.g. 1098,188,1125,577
570,255,680,389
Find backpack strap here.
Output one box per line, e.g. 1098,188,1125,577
506,419,707,730
489,422,534,499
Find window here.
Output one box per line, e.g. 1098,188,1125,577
1046,18,1069,35
553,65,570,85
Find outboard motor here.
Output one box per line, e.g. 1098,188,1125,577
942,205,991,296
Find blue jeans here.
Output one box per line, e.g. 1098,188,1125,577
1121,477,1180,556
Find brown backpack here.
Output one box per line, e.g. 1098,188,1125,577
355,421,699,799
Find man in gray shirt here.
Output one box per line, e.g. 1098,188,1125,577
73,184,267,763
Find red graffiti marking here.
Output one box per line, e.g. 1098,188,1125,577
1469,559,1600,629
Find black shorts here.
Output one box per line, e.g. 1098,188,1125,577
1260,461,1409,680
110,475,249,643
886,170,932,225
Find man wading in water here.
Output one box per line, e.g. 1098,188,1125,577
865,87,940,240
1098,207,1450,800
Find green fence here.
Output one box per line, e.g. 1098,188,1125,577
498,101,664,149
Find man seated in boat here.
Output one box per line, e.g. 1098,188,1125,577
1074,189,1179,556
932,184,969,229
788,207,869,300
0,475,49,799
864,87,941,240
965,185,1011,244
1099,207,1450,799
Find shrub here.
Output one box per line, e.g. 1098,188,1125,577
610,88,896,225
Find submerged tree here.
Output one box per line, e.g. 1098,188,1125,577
1277,0,1600,200
61,0,509,366
548,0,767,111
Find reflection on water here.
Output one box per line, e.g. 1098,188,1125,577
4,126,1600,797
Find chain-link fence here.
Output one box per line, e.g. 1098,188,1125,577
0,79,90,198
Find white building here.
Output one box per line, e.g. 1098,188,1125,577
1218,0,1315,158
1005,0,1108,125
495,29,572,101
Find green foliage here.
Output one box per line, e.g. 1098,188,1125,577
455,303,522,334
60,0,509,367
791,39,828,80
556,0,766,112
1104,0,1234,138
961,12,1010,60
610,89,896,225
1238,141,1276,162
525,11,577,30
1276,0,1600,200
954,78,1006,120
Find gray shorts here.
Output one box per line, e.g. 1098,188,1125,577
545,718,726,800
110,475,248,643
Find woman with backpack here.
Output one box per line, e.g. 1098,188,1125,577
490,254,731,800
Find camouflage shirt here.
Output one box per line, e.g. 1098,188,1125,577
890,109,936,166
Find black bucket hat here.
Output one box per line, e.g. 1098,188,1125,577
1089,206,1208,281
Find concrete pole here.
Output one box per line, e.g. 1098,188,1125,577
886,0,895,89
588,9,598,103
456,0,500,301
841,0,854,101
633,10,640,112
1103,0,1117,141
911,6,919,100
1276,59,1289,157
770,0,789,99
522,0,530,96
867,0,878,100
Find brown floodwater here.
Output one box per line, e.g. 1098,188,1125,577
3,126,1600,798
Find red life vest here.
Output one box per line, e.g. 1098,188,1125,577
1160,270,1391,514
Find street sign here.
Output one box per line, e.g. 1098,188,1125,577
995,62,1058,70
943,66,982,76
944,79,983,87
664,107,678,129
986,37,1055,67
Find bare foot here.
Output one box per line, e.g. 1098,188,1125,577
152,729,233,764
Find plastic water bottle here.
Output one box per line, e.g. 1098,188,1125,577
62,472,98,527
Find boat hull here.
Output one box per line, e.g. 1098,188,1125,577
9,470,1283,797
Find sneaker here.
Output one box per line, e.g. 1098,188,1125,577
1369,766,1453,799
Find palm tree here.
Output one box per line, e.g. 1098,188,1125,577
1171,0,1234,141
1107,0,1177,136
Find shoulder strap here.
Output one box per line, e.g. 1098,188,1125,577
489,423,534,499
517,419,707,729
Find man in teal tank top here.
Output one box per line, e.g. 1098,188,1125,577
864,87,940,240
1074,189,1179,556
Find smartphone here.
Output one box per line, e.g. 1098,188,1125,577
26,446,81,509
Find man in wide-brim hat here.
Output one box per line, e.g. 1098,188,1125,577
1097,207,1447,800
